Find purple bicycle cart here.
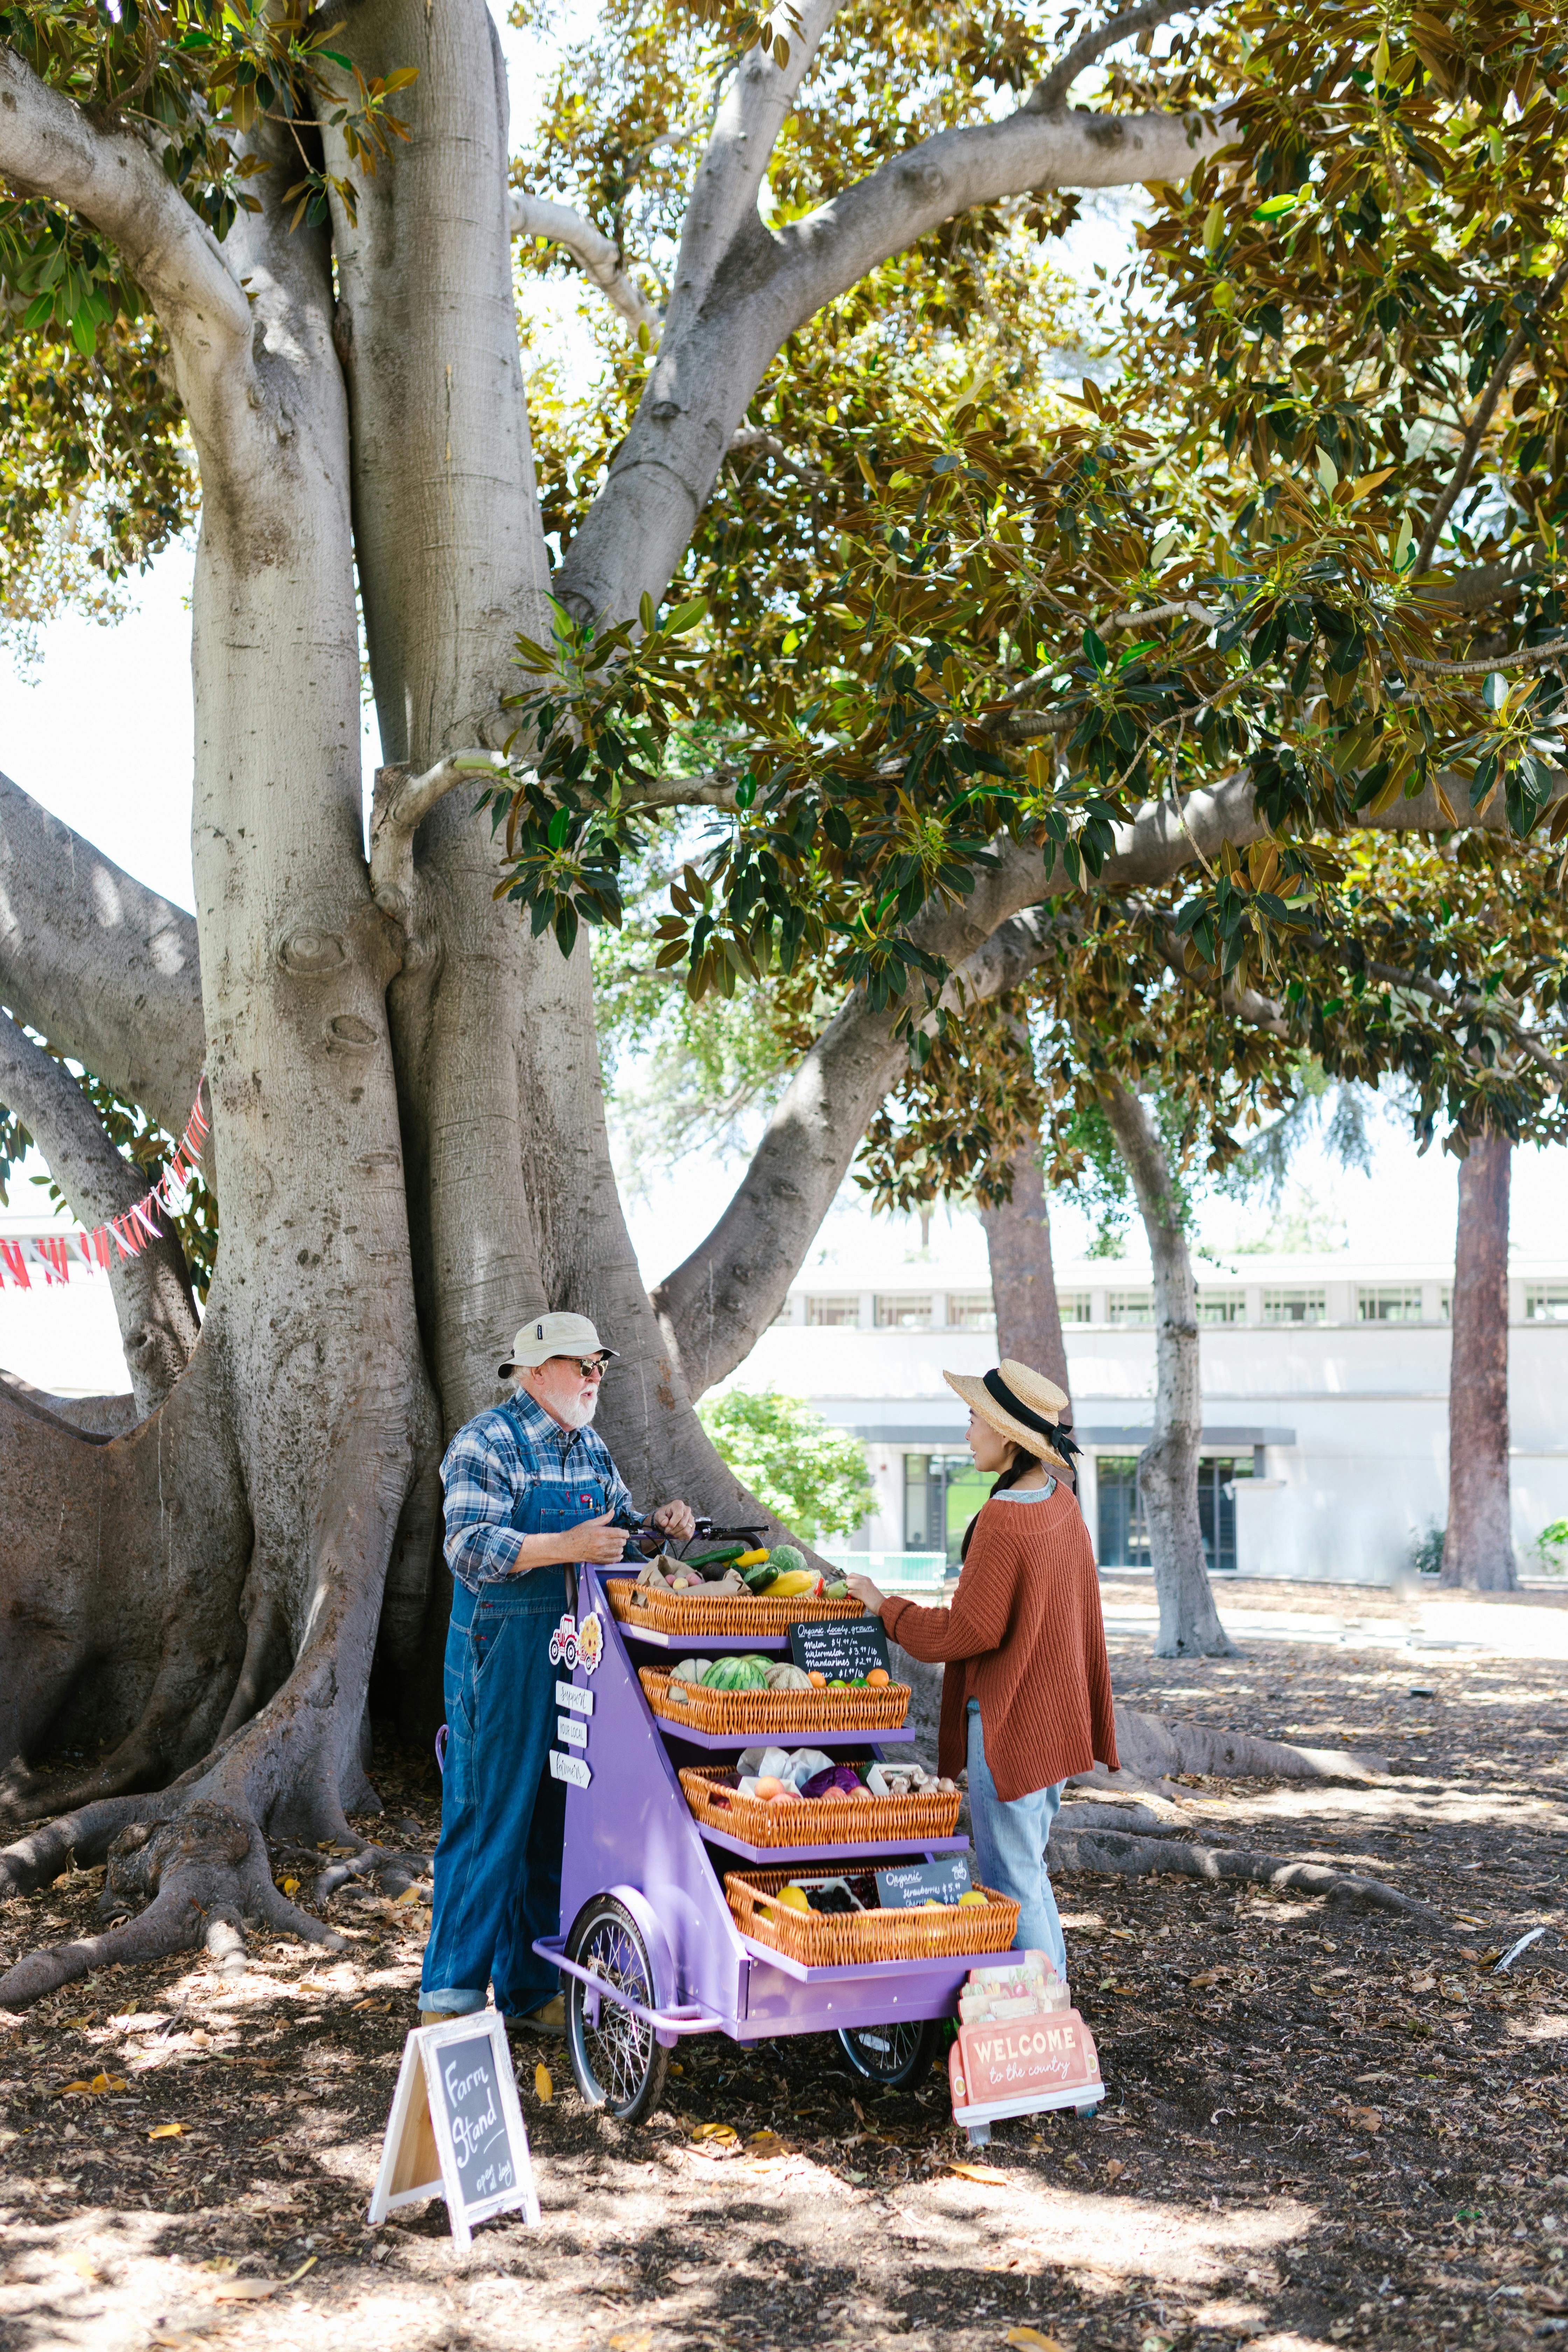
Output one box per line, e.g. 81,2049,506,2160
530,1564,1103,2130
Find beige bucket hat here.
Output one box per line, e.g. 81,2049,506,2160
499,1311,617,1378
943,1358,1070,1470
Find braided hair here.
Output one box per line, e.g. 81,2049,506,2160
957,1422,1082,1565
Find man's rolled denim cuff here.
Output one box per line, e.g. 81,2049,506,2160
419,1989,488,2016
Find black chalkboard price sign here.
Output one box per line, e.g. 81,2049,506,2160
789,1616,892,1683
875,1855,974,1909
368,2014,540,2248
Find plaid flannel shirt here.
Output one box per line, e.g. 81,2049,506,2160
440,1388,640,1591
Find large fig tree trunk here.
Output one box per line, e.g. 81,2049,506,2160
1443,1133,1516,1591
0,6,1223,2003
1098,1082,1238,1658
980,1146,1072,1405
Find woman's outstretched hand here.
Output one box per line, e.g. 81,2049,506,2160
845,1572,887,1614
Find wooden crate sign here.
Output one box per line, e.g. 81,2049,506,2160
368,2015,540,2249
949,2009,1102,2110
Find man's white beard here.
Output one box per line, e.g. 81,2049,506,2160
556,1392,598,1430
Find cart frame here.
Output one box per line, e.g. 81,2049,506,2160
533,1566,1103,2120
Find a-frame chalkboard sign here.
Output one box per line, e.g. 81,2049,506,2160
368,2014,540,2249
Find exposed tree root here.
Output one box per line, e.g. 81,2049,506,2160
0,1800,339,2008
1051,1821,1443,1923
1104,1706,1390,1788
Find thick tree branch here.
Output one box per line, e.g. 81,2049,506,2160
368,750,509,919
1025,0,1199,115
1413,257,1568,577
0,1011,198,1416
0,43,251,435
662,0,844,338
651,775,1264,1397
559,98,1218,627
509,192,660,331
0,770,204,1139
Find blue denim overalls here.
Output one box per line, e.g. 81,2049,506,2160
419,1473,607,2018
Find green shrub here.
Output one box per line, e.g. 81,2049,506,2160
698,1388,874,1544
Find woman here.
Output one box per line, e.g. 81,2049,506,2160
845,1358,1118,1982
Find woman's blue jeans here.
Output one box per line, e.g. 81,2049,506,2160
419,1568,569,2018
965,1698,1068,1981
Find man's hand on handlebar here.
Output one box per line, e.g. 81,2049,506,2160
570,1511,636,1564
651,1498,697,1544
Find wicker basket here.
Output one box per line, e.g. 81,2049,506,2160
679,1766,961,1848
639,1667,910,1737
608,1580,866,1640
726,1866,1020,1966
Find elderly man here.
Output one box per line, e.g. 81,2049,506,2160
419,1312,695,2034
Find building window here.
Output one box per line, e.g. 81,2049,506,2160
1526,1284,1568,1322
1263,1288,1325,1326
1197,1292,1245,1324
876,1295,932,1329
904,1452,993,1566
1107,1290,1154,1326
1438,1287,1452,1321
946,1291,996,1330
807,1295,860,1327
1058,1292,1091,1324
1359,1286,1423,1323
1097,1454,1252,1574
771,1295,794,1325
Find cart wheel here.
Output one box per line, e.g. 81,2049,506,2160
835,2018,938,2091
564,1895,671,2125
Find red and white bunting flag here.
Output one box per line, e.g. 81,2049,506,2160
0,1240,30,1288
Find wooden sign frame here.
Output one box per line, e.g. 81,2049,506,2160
368,2013,540,2249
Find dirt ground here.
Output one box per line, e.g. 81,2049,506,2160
1,1591,1564,2352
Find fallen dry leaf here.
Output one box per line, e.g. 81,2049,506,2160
1104,2158,1126,2181
391,1886,423,1906
280,1878,300,1896
148,2122,186,2140
64,2250,99,2282
210,2255,316,2303
534,2062,554,2105
1007,2331,1067,2350
608,2334,652,2352
946,2160,1012,2184
691,2121,738,2143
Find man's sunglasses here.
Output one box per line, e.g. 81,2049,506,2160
562,1354,611,1379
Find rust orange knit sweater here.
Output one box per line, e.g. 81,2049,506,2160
880,1482,1118,1800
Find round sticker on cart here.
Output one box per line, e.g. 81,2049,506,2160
576,1609,604,1675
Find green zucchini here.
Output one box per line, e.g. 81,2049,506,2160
685,1542,747,1569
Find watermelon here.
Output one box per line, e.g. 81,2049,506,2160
705,1654,771,1692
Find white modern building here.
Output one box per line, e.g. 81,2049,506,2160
733,1247,1568,1588
6,1198,1566,1588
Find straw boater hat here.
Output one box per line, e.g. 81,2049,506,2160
943,1358,1070,1471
